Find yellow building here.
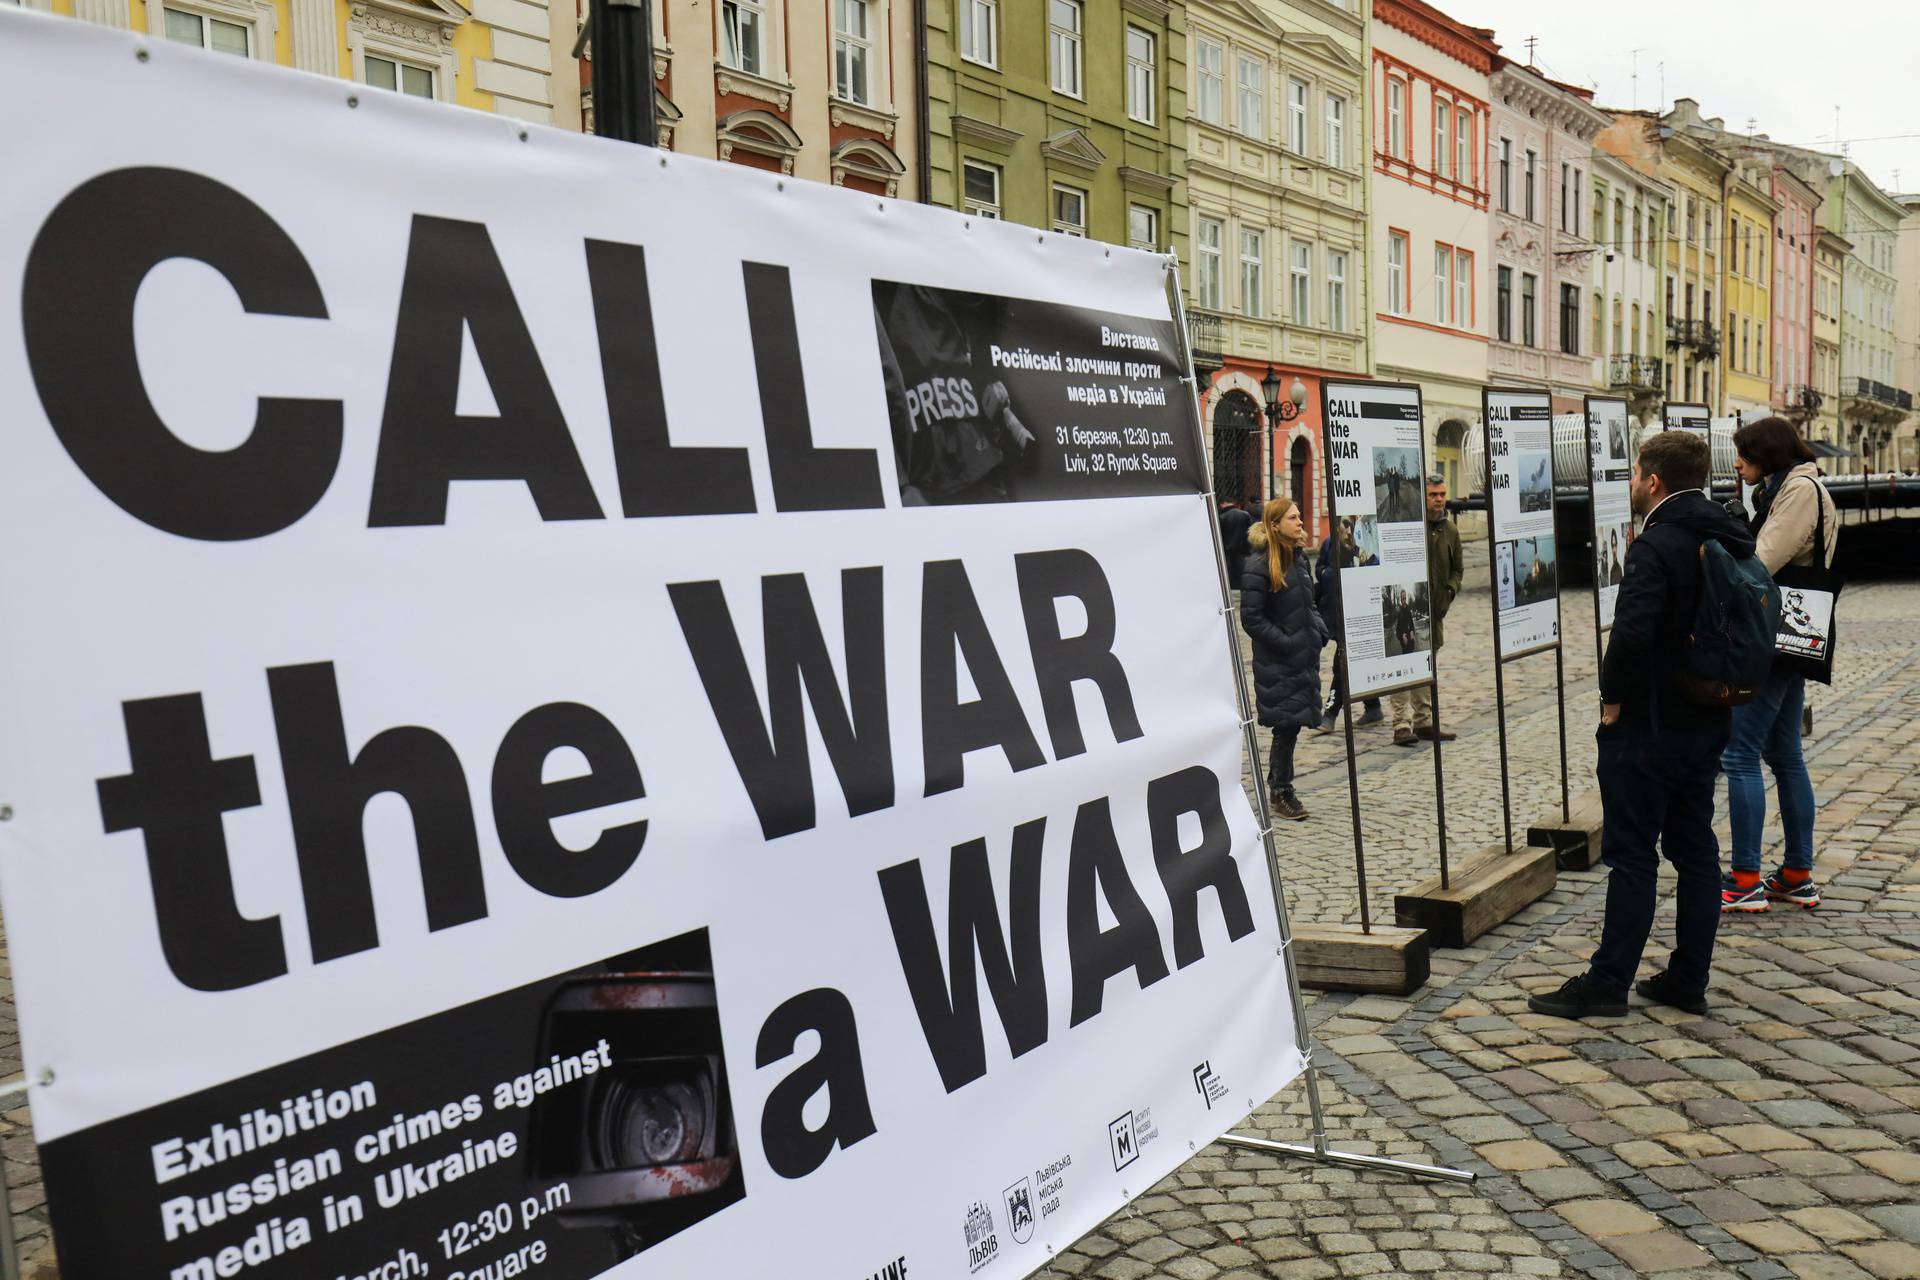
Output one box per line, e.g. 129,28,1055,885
1722,160,1779,417
1812,228,1849,456
24,0,578,126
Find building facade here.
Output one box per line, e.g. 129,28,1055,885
1897,195,1920,470
1484,60,1612,417
1812,228,1848,460
632,0,918,196
1186,0,1370,535
1827,164,1907,470
1588,145,1673,424
1369,0,1496,502
924,0,1187,251
1768,162,1822,421
1721,161,1779,418
35,0,576,122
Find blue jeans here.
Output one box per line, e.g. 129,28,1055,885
1722,668,1815,874
1588,722,1727,998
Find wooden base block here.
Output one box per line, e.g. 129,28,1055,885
1293,923,1431,996
1527,789,1604,871
1393,844,1558,950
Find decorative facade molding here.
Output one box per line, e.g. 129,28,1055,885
1120,0,1171,22
714,62,793,113
73,0,130,28
718,108,803,175
952,114,1022,155
347,0,464,102
290,0,338,74
831,138,906,197
829,98,897,141
1119,165,1177,195
1040,127,1107,175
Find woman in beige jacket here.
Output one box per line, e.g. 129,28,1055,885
1720,418,1838,914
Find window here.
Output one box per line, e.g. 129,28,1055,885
366,53,434,97
1631,205,1643,259
1572,169,1582,234
1560,283,1580,355
959,0,996,67
833,0,873,105
1524,150,1537,221
1614,198,1625,258
1591,291,1601,357
164,7,250,54
1327,249,1348,330
1757,322,1765,375
1125,27,1155,124
1434,98,1450,178
1684,281,1694,321
1051,184,1086,236
1290,241,1312,325
1236,56,1264,139
1048,0,1082,97
1434,244,1451,324
721,0,766,76
1560,164,1569,231
1197,217,1224,311
1631,303,1641,355
1685,198,1696,243
1647,211,1657,256
1387,79,1405,158
1287,79,1308,153
1499,138,1511,211
1666,276,1675,323
1454,249,1472,327
1612,298,1623,355
1324,94,1346,166
1195,38,1224,125
962,161,1001,219
1128,205,1158,253
1521,273,1537,346
1387,231,1408,315
1741,316,1749,370
1496,266,1513,342
1456,107,1471,183
1240,228,1265,319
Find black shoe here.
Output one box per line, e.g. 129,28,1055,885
1273,791,1308,821
1357,703,1384,726
1635,972,1709,1016
1527,974,1628,1020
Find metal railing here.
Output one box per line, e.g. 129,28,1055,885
1188,310,1226,368
1606,354,1662,391
1842,376,1911,409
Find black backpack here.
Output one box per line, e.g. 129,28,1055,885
1676,537,1782,707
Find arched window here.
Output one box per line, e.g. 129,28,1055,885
1211,391,1263,508
1435,419,1468,498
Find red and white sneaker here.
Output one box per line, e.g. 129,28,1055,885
1763,870,1820,909
1721,877,1769,913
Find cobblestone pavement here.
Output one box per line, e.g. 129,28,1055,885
1,545,1916,1280
1043,551,1920,1280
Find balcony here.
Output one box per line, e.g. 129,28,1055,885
1607,355,1663,391
1189,310,1226,371
1664,319,1720,359
1842,376,1908,409
1784,385,1824,418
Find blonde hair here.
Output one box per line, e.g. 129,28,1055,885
1261,497,1297,587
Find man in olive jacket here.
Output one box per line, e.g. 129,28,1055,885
1393,474,1465,746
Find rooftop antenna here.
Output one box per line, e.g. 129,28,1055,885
1525,35,1538,68
1628,47,1646,111
1657,61,1665,111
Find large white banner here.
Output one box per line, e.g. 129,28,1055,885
1322,380,1433,696
1585,396,1633,639
0,15,1303,1280
1483,389,1560,659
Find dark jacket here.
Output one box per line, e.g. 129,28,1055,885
1219,506,1253,584
1426,514,1465,647
1600,490,1758,733
1313,534,1377,636
1241,524,1330,729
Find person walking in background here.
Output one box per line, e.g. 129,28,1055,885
1721,418,1839,914
1530,432,1753,1020
1393,475,1464,747
1218,498,1253,591
1241,498,1329,821
1315,516,1383,732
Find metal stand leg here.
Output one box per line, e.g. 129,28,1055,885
1164,262,1472,1190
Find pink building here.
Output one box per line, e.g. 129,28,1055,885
1767,161,1823,416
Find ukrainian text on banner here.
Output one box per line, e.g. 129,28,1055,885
1322,380,1434,696
0,15,1302,1280
1585,396,1634,638
1483,389,1560,659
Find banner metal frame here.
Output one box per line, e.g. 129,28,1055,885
1165,262,1470,1185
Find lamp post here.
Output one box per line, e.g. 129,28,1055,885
1260,365,1309,505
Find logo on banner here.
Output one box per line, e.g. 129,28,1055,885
1192,1061,1229,1110
963,1199,1000,1273
1107,1108,1160,1170
1002,1178,1035,1244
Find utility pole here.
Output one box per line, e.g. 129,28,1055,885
586,0,658,145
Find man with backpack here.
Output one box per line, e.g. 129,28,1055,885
1530,431,1777,1020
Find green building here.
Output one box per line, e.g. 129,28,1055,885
925,0,1189,261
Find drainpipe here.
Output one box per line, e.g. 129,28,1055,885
914,0,932,202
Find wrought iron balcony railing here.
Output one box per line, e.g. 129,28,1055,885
1607,355,1663,391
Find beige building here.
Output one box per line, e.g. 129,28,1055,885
31,0,578,125
1812,227,1849,458
1895,195,1920,469
1186,0,1370,536
632,0,917,196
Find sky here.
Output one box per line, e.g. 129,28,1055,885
1451,0,1920,197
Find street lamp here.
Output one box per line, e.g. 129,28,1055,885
1260,365,1309,503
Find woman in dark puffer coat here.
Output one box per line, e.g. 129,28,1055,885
1240,497,1329,820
